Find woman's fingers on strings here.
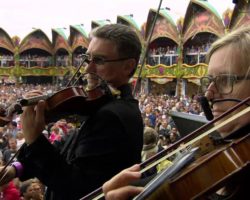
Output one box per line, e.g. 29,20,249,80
0,166,15,186
105,186,144,200
23,90,43,99
126,164,141,172
21,105,35,120
0,167,8,184
103,164,141,193
35,100,46,124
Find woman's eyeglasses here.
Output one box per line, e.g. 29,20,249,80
200,74,250,94
82,54,132,65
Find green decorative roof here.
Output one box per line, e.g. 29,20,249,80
117,15,140,31
192,0,221,20
52,28,68,41
70,25,88,38
150,8,176,27
229,1,247,30
19,29,53,54
20,29,52,48
91,20,111,29
51,28,70,52
182,0,224,36
0,28,15,51
145,8,179,41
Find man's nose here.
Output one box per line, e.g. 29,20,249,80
85,62,95,73
205,82,217,100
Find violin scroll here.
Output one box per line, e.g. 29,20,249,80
0,103,23,127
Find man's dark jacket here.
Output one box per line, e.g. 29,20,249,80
17,84,143,200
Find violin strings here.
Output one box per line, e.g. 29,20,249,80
92,193,105,200
140,106,250,174
0,165,12,184
0,144,23,184
66,56,87,87
140,97,250,174
72,73,84,86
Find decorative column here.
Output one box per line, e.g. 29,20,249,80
12,36,21,83
175,36,184,98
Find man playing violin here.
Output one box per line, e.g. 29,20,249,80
102,26,250,200
0,24,143,200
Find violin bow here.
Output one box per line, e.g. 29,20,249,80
132,0,164,96
0,144,25,183
66,55,89,87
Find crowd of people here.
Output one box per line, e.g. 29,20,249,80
0,54,81,68
147,43,213,66
19,55,53,68
0,83,58,108
0,23,249,200
147,45,178,66
0,111,78,199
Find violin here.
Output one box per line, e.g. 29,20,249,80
0,72,120,182
80,97,250,200
134,99,250,200
135,133,250,200
0,72,120,127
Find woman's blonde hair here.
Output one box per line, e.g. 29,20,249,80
206,26,250,77
143,126,158,146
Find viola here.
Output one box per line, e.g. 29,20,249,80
0,72,119,127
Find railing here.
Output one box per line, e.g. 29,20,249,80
148,52,207,66
148,54,178,66
184,52,207,65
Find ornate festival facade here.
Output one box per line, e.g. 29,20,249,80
0,0,249,96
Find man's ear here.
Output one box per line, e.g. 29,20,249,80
124,58,136,76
